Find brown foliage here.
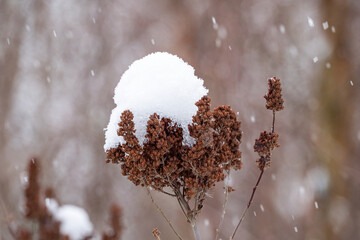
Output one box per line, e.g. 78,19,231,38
106,96,242,201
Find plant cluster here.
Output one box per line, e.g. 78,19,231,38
106,96,242,227
7,159,122,240
107,76,284,240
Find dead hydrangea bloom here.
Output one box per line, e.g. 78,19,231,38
264,77,284,111
106,96,242,220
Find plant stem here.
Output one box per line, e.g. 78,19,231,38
192,221,201,240
215,170,230,240
230,170,264,239
146,188,183,240
272,110,276,133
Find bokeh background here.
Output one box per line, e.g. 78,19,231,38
1,0,359,239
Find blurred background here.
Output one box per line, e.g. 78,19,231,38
1,0,359,239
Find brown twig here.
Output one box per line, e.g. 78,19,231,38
231,109,278,240
146,188,183,240
230,170,264,239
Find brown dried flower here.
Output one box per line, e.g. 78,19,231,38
19,158,66,240
264,77,284,111
254,131,280,171
152,228,161,240
254,131,279,157
25,158,42,219
106,96,242,219
102,204,122,240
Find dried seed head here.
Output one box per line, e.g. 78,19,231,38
256,156,271,171
25,158,42,219
152,228,161,240
254,131,279,157
106,96,242,201
264,77,284,111
102,204,122,240
254,131,279,170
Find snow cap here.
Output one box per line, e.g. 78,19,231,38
46,199,93,240
104,52,208,150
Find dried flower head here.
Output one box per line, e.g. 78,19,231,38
106,96,242,203
264,77,284,111
254,131,279,170
152,228,161,240
254,131,279,157
20,158,66,240
25,158,42,219
102,204,122,240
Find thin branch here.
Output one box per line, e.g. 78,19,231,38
231,111,276,240
177,196,191,223
230,169,264,239
271,110,276,133
215,170,230,240
146,188,183,240
192,221,201,240
158,189,177,197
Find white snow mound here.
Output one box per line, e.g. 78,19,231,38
46,199,93,240
104,52,208,151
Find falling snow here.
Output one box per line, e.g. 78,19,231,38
250,115,255,122
331,26,336,33
322,21,329,30
90,70,95,76
151,39,155,45
215,38,221,47
6,38,10,45
294,226,298,233
204,219,210,226
279,24,286,34
20,172,28,184
212,16,218,30
313,57,318,63
326,62,331,69
299,186,305,195
53,30,57,38
260,204,264,212
315,201,319,209
254,211,257,216
350,81,354,86
307,17,314,27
